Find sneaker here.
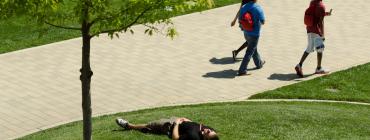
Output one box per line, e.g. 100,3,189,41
315,67,330,74
256,60,266,69
232,50,237,61
295,64,303,78
237,72,251,76
116,118,129,129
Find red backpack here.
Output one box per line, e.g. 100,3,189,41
304,4,317,26
239,11,254,31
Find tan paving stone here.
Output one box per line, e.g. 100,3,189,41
1,130,16,140
1,0,370,139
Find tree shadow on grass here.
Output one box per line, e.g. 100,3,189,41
209,57,240,65
268,73,314,81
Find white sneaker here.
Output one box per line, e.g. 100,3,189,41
116,118,129,129
315,67,330,74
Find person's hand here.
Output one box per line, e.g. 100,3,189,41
181,118,191,122
175,118,184,124
326,9,333,16
175,118,191,124
231,19,236,27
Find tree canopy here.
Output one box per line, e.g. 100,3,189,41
1,0,214,38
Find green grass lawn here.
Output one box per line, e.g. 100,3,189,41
18,102,370,140
0,0,241,54
0,16,80,54
249,63,370,103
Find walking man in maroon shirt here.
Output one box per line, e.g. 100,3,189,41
295,0,332,78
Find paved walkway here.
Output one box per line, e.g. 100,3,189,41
1,0,370,139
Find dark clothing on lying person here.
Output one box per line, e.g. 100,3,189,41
143,120,214,140
170,121,214,140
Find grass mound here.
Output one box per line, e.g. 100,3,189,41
19,102,370,140
250,63,370,103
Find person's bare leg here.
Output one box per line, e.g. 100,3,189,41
299,52,310,66
236,41,248,55
126,123,149,131
233,41,248,61
317,52,323,69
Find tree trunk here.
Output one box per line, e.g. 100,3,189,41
81,33,93,140
80,0,93,139
80,16,93,140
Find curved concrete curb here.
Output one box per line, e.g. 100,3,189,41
244,99,370,106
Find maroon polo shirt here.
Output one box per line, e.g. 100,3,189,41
306,0,326,36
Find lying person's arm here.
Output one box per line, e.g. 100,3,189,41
172,118,183,140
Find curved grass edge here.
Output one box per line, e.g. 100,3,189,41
249,62,370,103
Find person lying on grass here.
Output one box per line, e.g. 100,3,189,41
116,117,219,140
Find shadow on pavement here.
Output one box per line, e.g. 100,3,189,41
209,57,240,65
203,69,237,79
268,73,314,81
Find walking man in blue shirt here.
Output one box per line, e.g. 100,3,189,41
237,0,265,76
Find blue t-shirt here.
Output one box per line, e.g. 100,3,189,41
239,2,265,36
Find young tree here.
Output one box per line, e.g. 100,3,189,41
1,0,213,139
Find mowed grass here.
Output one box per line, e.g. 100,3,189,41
0,0,241,54
0,16,80,54
18,102,370,140
250,63,370,103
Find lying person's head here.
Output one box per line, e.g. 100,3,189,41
201,126,219,140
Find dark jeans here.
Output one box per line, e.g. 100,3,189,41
238,35,262,74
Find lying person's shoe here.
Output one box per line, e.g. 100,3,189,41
116,118,129,129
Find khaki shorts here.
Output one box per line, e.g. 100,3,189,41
145,117,178,135
305,33,325,53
